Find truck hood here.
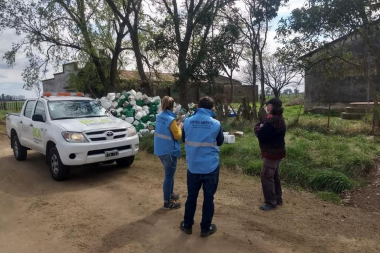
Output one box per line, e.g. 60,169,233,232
54,117,133,132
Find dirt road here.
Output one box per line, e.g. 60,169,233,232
0,134,379,253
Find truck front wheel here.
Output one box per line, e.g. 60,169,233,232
49,147,70,181
12,135,27,161
116,156,135,167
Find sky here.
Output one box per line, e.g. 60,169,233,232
0,0,306,98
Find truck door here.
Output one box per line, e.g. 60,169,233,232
30,100,47,153
20,100,36,148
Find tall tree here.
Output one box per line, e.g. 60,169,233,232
104,0,153,94
225,0,286,121
277,0,380,132
148,0,234,107
257,55,301,97
0,0,132,94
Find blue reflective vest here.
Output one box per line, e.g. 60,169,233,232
154,109,181,157
184,108,221,174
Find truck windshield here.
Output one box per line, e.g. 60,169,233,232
48,100,109,120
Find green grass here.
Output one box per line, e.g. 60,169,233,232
133,101,380,201
316,191,342,204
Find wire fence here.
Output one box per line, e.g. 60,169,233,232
0,101,25,112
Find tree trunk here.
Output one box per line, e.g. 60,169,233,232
130,29,151,95
178,50,189,109
92,57,108,94
258,49,266,107
229,74,234,103
110,27,125,93
251,46,258,122
273,89,280,98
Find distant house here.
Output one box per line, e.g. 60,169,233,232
42,63,78,93
42,63,258,102
119,70,258,103
301,28,380,113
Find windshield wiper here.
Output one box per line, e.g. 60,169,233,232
53,117,75,120
80,115,108,118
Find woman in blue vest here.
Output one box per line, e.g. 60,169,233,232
154,96,182,209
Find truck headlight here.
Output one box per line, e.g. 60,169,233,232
127,127,137,137
62,132,89,143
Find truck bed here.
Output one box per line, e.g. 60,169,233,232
7,113,20,117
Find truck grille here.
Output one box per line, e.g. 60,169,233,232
87,145,131,156
86,129,126,135
85,128,127,142
89,135,126,142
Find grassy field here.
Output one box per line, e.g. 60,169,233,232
0,101,24,125
140,97,380,202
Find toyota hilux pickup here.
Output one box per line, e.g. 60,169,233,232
6,93,139,181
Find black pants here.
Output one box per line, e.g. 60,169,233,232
261,158,282,207
184,166,219,232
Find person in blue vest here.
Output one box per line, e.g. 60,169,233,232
180,96,224,237
154,96,182,209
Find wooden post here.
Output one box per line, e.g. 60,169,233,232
327,103,331,129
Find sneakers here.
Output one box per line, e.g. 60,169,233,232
180,221,192,234
201,224,217,237
171,194,180,201
259,204,277,211
180,222,217,237
163,201,181,209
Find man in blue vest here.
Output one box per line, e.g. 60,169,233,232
180,96,224,237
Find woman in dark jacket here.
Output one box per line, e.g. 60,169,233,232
254,97,286,211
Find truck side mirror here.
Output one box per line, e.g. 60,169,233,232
32,114,45,122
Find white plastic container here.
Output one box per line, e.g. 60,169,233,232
223,132,229,135
112,101,118,108
135,111,144,120
129,89,137,96
107,93,116,100
126,117,134,123
101,101,112,109
150,130,155,134
130,100,136,106
116,108,123,113
135,92,142,100
153,96,161,102
121,115,126,120
224,135,236,144
140,129,149,135
234,131,244,137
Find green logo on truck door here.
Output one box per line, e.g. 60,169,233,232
33,127,41,138
33,127,42,143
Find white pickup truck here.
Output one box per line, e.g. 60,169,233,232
6,94,139,181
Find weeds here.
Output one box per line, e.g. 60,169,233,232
139,104,380,197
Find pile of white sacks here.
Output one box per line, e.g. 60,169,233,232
97,89,192,137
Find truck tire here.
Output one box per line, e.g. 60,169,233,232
116,156,135,167
12,135,27,161
49,147,70,181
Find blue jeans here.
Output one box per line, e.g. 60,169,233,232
158,155,178,202
184,166,219,232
